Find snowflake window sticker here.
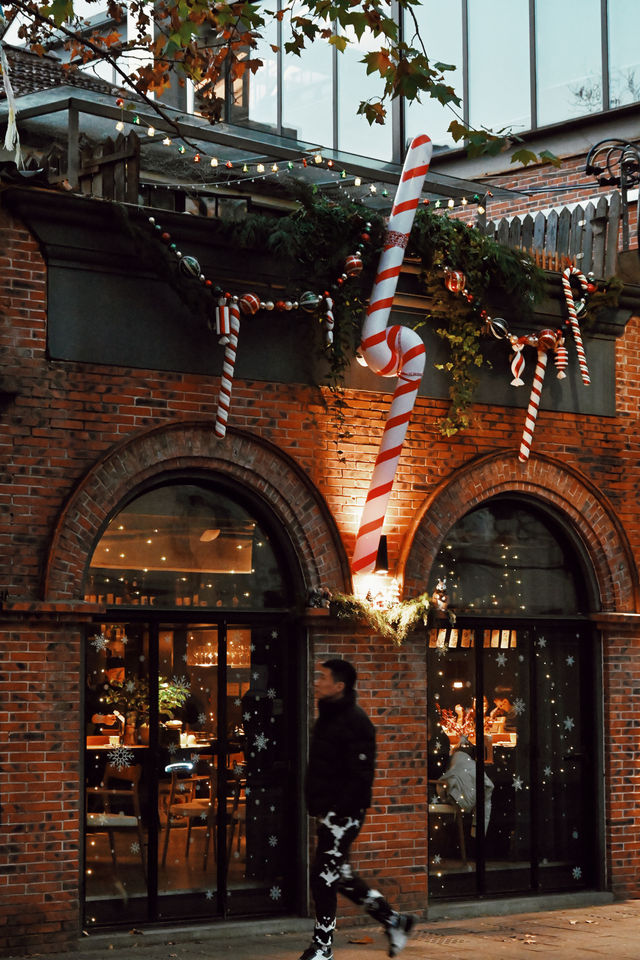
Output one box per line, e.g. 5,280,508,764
268,835,278,847
513,697,526,716
572,866,582,880
91,632,109,652
496,652,507,667
269,885,282,900
107,745,135,770
254,733,269,751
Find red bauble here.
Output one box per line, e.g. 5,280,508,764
275,300,286,311
587,281,597,294
161,231,171,243
344,254,363,277
537,328,558,351
444,268,466,293
239,293,261,315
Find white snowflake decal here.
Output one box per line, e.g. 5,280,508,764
512,775,523,791
271,630,278,639
268,835,278,847
513,697,526,716
234,698,242,706
198,712,207,725
172,674,190,689
537,636,547,648
432,854,441,864
91,633,108,652
267,688,276,699
245,786,251,796
496,652,507,667
125,679,136,693
243,712,251,722
566,655,575,666
544,765,552,777
572,866,582,880
269,885,282,900
107,745,135,770
182,652,188,662
572,829,579,839
130,841,140,854
250,643,256,652
254,733,269,752
252,671,259,681
563,716,575,731
168,742,178,755
205,889,214,900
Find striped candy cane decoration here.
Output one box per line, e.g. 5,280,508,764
561,266,590,385
554,337,568,379
324,295,334,347
214,301,241,439
352,134,432,575
518,348,548,463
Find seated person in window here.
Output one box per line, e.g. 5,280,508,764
436,735,494,834
489,686,517,732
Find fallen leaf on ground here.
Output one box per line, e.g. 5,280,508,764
348,936,375,944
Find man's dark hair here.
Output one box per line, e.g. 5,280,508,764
323,658,357,693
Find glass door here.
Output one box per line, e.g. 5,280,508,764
83,615,298,928
427,621,597,900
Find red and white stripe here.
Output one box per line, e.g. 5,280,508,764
324,296,334,347
214,301,241,439
352,134,432,574
510,343,525,386
518,349,548,463
561,266,590,385
554,338,568,379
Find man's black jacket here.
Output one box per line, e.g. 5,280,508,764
304,690,376,817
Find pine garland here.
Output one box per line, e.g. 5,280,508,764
330,591,434,646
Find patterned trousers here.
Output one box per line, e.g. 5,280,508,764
309,810,394,949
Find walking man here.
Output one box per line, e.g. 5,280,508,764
298,658,416,960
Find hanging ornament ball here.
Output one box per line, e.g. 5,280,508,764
444,267,466,293
489,317,510,339
161,231,171,243
537,328,558,351
179,255,201,278
299,291,321,313
586,281,597,294
275,300,287,311
239,293,261,315
344,253,363,277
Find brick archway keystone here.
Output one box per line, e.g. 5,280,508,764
45,422,350,602
402,450,638,613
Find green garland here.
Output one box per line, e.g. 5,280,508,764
330,591,434,646
122,188,546,434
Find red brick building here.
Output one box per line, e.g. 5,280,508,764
1,23,640,956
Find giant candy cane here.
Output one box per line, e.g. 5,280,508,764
518,329,558,463
351,134,433,574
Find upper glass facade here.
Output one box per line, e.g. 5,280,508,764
212,0,640,162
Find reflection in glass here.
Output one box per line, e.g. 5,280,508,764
85,482,288,609
227,18,279,132
536,0,602,123
404,0,463,152
608,0,640,108
281,26,333,146
337,27,393,161
429,499,586,616
468,0,530,133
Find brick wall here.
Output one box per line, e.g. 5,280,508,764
1,184,640,952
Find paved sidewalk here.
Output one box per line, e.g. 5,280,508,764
14,896,640,960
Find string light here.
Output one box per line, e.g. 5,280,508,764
210,157,218,167
115,120,124,132
147,125,156,137
163,137,172,146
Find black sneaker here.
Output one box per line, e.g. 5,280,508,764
385,913,416,957
297,945,333,960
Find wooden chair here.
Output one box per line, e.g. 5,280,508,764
86,763,146,876
161,767,215,869
428,779,467,865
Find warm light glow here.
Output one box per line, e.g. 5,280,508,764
353,573,401,609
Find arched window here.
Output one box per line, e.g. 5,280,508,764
85,480,293,609
429,497,592,616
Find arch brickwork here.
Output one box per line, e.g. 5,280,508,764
44,421,350,601
402,450,639,613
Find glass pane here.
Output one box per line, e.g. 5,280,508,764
535,626,594,890
84,622,150,925
536,0,602,123
336,28,393,161
86,482,288,609
468,0,530,133
404,0,463,153
227,20,279,132
282,18,333,146
483,629,531,895
429,500,586,616
427,629,478,897
608,0,640,108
